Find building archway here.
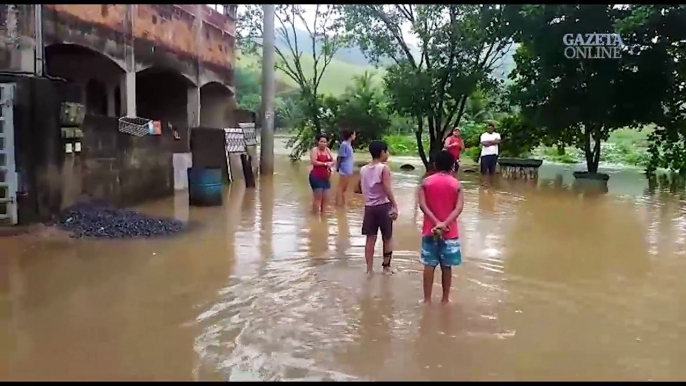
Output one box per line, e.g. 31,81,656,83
45,43,125,117
136,66,195,130
199,81,235,129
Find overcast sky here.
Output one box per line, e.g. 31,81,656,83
229,4,419,47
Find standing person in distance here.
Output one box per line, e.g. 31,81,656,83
480,122,501,176
336,129,356,207
359,140,398,274
418,150,464,304
443,126,465,173
309,134,335,213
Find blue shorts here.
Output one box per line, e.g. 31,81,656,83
420,236,462,268
309,173,331,191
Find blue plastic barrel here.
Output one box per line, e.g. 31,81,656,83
187,167,223,206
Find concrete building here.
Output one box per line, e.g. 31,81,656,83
0,4,239,225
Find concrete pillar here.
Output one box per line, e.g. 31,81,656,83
106,83,116,117
122,4,136,117
34,4,44,76
80,85,87,107
187,87,200,128
260,4,276,176
120,72,136,117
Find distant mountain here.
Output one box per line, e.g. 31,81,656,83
274,27,516,78
273,28,396,67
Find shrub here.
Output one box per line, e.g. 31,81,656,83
463,147,481,162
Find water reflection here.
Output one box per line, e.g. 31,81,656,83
1,158,686,380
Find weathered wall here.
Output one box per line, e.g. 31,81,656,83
42,5,128,70
0,5,37,73
136,68,190,131
0,75,62,224
79,115,175,207
199,82,233,129
41,4,235,86
1,5,238,224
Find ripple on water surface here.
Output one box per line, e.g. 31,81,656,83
3,156,686,381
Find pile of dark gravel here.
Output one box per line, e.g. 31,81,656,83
57,202,185,239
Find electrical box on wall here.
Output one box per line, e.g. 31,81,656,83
61,126,84,154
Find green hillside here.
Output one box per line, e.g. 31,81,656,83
237,52,384,96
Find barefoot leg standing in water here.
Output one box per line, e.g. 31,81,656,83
360,140,397,274
418,150,464,303
310,186,323,213
422,265,436,303
321,185,331,212
364,234,376,274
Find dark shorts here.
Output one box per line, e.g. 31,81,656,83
362,202,393,239
454,160,460,173
480,154,498,175
309,173,331,191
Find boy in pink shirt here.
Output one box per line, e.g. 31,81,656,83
417,150,464,303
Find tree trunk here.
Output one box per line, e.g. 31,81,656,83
591,127,602,173
308,97,322,136
415,117,429,169
557,143,565,155
583,125,602,173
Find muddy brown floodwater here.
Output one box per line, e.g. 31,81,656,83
1,156,686,381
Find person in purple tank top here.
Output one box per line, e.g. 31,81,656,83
359,140,398,274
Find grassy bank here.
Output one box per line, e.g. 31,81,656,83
381,127,652,168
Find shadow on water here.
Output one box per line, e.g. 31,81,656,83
1,156,686,380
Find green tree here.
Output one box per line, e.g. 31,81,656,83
463,89,495,124
235,65,301,130
238,5,348,159
235,66,262,112
614,5,686,175
288,71,391,157
335,71,391,149
342,5,513,169
505,4,675,174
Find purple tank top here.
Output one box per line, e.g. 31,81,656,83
360,163,390,207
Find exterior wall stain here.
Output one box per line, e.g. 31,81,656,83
40,4,235,86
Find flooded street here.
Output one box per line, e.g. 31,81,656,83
2,155,686,381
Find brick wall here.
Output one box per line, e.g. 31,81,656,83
79,115,175,207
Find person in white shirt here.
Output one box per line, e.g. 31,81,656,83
479,123,501,175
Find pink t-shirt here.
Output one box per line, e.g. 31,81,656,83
360,163,390,207
421,172,461,239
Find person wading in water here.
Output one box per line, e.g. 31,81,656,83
480,122,501,176
309,134,335,213
359,140,398,274
443,126,465,174
418,150,464,304
336,129,356,207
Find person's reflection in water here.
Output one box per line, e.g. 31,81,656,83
478,186,497,215
339,276,394,379
259,176,275,273
232,185,259,278
334,208,351,256
307,213,330,264
412,306,458,380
